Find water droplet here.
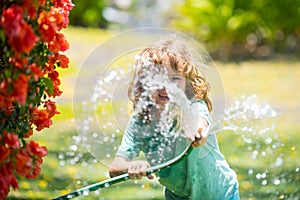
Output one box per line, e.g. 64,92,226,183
92,133,98,138
262,180,267,185
256,173,261,179
273,179,280,185
58,154,65,160
104,183,110,187
248,169,253,175
295,167,299,172
83,190,89,196
251,150,258,159
274,157,283,167
265,137,272,144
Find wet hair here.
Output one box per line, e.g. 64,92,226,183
128,39,212,115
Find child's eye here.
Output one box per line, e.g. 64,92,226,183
172,77,182,81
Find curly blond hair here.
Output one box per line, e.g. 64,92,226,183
128,39,212,113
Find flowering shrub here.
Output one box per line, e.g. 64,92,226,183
0,0,73,198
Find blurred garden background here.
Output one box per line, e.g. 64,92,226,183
6,0,300,199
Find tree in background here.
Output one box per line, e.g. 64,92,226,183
0,0,73,198
67,0,300,60
69,0,108,28
173,0,300,60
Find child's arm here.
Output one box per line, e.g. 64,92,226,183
109,156,154,180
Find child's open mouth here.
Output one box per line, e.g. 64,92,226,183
158,93,169,101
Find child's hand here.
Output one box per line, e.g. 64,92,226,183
192,126,208,147
128,160,154,180
188,117,209,148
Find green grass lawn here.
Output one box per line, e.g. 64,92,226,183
7,27,300,200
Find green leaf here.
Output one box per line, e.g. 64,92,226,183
41,77,54,96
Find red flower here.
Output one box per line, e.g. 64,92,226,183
38,11,56,42
52,85,63,97
9,175,18,190
57,53,69,68
45,53,69,73
8,56,28,68
15,151,33,177
26,140,48,157
48,32,69,52
10,22,40,54
0,146,10,164
44,100,60,118
12,74,28,106
31,107,52,131
53,0,74,11
24,129,33,138
48,70,60,86
38,5,72,44
15,141,47,178
24,0,38,19
27,6,37,19
29,64,44,81
0,95,13,111
0,0,72,198
0,162,19,199
4,133,20,149
45,55,56,73
0,5,23,32
1,5,39,54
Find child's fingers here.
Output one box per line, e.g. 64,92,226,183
192,136,207,147
195,127,203,139
140,164,148,176
128,162,149,179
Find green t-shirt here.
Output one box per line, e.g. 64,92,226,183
116,100,239,199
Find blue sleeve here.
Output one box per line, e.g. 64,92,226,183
116,117,140,160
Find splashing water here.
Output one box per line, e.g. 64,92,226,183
223,95,281,161
55,93,299,199
70,71,298,199
220,95,299,199
71,28,226,172
76,60,202,168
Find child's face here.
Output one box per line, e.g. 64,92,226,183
151,68,186,105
